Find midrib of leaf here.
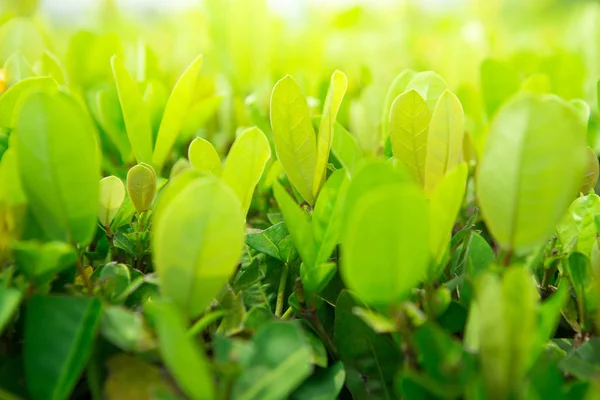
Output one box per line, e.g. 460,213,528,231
368,340,392,400
236,347,309,400
507,112,530,251
407,96,427,185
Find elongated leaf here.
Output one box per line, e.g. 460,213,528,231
95,86,132,162
15,90,100,245
270,75,317,205
111,55,153,164
424,90,464,195
232,321,312,400
127,163,157,214
581,147,599,194
331,122,364,177
222,127,271,216
429,162,467,266
0,287,21,335
291,362,345,400
476,94,588,252
313,70,347,197
188,137,222,176
557,194,600,257
342,173,429,306
153,55,203,171
24,295,102,400
99,176,125,227
152,175,245,319
405,71,448,112
381,69,417,138
389,89,430,185
146,299,214,400
0,76,57,130
35,51,67,85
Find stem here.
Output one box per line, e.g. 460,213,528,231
275,263,289,317
187,310,227,338
76,256,93,296
302,307,338,359
502,249,513,267
280,307,294,320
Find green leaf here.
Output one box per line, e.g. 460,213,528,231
476,94,587,252
389,89,430,185
481,58,520,118
334,290,400,400
153,55,203,171
0,287,22,335
313,70,348,197
273,182,315,267
222,127,271,216
95,85,132,162
429,162,467,266
581,147,599,194
423,90,464,195
98,176,125,228
342,165,429,306
352,307,397,333
111,55,153,164
405,71,448,112
246,222,292,261
0,76,58,130
557,194,600,257
291,362,345,400
15,90,100,245
381,69,417,138
11,240,76,284
95,263,131,302
232,321,313,400
145,299,214,400
101,306,154,353
152,175,245,319
0,18,46,64
127,163,157,214
24,295,102,400
104,354,176,400
188,137,223,176
34,51,67,85
270,75,317,205
330,122,364,177
4,52,35,86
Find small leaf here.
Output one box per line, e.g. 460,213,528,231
0,287,22,335
101,306,154,353
246,222,292,261
580,147,599,194
0,76,58,130
381,69,417,138
153,55,203,171
222,127,272,216
557,193,600,257
188,137,223,176
99,176,126,228
127,163,157,214
270,75,317,205
291,362,346,400
11,240,77,284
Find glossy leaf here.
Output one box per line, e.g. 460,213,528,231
557,194,600,257
405,71,448,112
99,176,125,227
15,90,100,245
313,70,348,197
111,55,153,164
389,89,430,185
127,163,157,214
0,76,58,130
152,175,245,319
188,137,223,176
476,94,587,252
222,127,271,216
270,75,317,205
24,295,102,400
152,55,203,171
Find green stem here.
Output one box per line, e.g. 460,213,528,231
187,310,227,338
280,307,294,320
76,255,93,296
275,263,289,317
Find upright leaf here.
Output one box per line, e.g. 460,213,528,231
581,147,599,194
331,122,364,177
405,71,448,112
0,287,21,335
152,175,245,319
98,176,125,228
424,90,464,195
389,89,430,185
481,58,520,118
127,163,157,214
15,90,100,245
476,94,587,252
111,55,153,164
381,69,417,138
222,127,271,216
0,76,58,130
270,75,317,205
313,70,348,197
153,55,203,171
24,295,102,400
188,137,223,176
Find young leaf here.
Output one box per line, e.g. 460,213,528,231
24,295,102,400
127,163,157,214
476,94,588,252
98,176,125,228
405,71,448,112
4,52,35,86
34,51,67,85
0,287,21,335
389,89,430,185
424,90,464,195
222,127,271,216
188,137,223,176
15,90,100,246
270,75,317,205
557,194,600,257
580,147,599,194
342,174,429,306
330,122,364,177
152,175,245,319
0,76,58,130
381,69,417,137
145,299,214,400
481,58,520,118
111,55,153,164
11,240,77,284
152,55,203,171
313,70,348,197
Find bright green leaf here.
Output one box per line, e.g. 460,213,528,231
99,176,125,228
127,163,157,214
188,137,223,176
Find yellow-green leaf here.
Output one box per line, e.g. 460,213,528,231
313,70,348,197
424,90,464,195
389,89,430,186
111,55,153,164
152,175,245,319
99,176,125,228
557,194,600,257
381,69,416,138
188,137,222,176
270,75,317,205
0,76,58,130
406,71,448,112
152,55,203,172
580,147,599,194
222,127,271,216
476,94,587,252
127,163,157,214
